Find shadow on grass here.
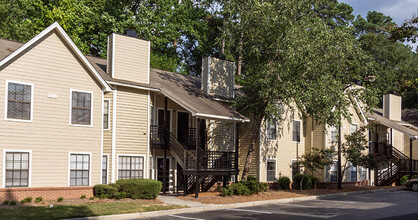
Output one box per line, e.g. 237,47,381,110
0,205,95,220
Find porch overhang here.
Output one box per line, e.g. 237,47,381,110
367,110,418,140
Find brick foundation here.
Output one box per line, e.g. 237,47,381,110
0,186,93,201
316,180,369,189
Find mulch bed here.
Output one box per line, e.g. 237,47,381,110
179,186,401,204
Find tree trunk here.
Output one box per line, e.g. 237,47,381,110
241,114,264,181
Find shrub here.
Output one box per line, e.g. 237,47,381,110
115,192,128,200
292,174,312,190
35,197,43,203
400,174,418,185
21,197,32,204
278,176,291,190
229,183,251,196
93,184,119,199
80,195,86,199
220,186,233,197
89,197,95,200
310,176,319,189
2,201,10,205
57,197,64,202
117,179,162,199
9,201,17,205
242,176,267,194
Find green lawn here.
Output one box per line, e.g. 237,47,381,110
0,202,183,220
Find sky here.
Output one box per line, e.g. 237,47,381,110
339,0,418,50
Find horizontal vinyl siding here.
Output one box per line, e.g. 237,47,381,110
238,121,258,181
103,92,113,184
0,31,102,187
113,35,149,84
207,120,235,152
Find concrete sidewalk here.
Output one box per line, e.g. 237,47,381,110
69,188,403,220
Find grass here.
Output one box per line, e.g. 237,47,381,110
0,202,183,220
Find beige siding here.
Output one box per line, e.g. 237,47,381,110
383,94,401,121
201,58,208,92
207,58,235,98
207,120,235,152
103,92,113,184
404,136,418,160
0,31,103,187
238,121,259,181
112,34,149,84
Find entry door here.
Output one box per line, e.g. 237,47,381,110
158,109,171,130
177,112,189,144
176,162,184,192
157,158,170,191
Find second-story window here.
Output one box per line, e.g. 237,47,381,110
71,91,92,125
266,118,277,140
292,120,301,142
103,100,109,129
330,126,338,143
7,82,32,121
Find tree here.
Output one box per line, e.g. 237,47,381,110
223,0,376,180
298,147,336,189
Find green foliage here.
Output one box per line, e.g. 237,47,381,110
93,184,119,199
21,197,33,204
114,192,128,200
57,197,64,202
99,194,107,200
277,176,291,190
2,200,10,205
299,147,336,177
116,179,162,199
242,176,267,194
80,195,86,200
35,197,43,203
400,175,418,185
9,201,17,206
220,187,233,197
89,197,95,200
292,174,313,190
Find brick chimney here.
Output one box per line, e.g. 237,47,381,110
383,94,402,121
201,57,235,99
107,33,150,84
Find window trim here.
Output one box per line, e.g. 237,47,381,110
69,89,93,127
68,152,92,186
4,80,34,122
103,99,110,130
3,150,32,188
116,154,146,181
325,160,338,182
266,158,277,182
265,118,277,141
350,123,358,134
291,119,302,143
101,154,109,184
329,125,338,143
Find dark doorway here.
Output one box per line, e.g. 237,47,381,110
177,112,189,145
158,109,171,129
176,162,184,192
157,158,170,191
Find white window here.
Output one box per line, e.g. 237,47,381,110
359,166,367,181
266,160,276,182
71,90,92,126
266,118,277,140
103,100,110,130
350,124,357,134
350,163,357,182
6,81,33,121
70,153,90,186
292,120,301,143
5,152,30,187
326,161,338,182
102,155,108,184
330,126,338,143
118,156,144,179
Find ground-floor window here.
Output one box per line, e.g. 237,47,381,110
359,166,367,181
267,160,276,181
118,156,144,179
102,155,108,184
291,160,300,179
70,153,90,186
326,161,338,182
350,164,357,182
5,152,30,187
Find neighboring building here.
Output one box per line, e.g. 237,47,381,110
0,22,247,200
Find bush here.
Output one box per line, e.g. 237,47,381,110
220,186,233,197
2,201,10,205
400,174,418,185
57,197,64,202
80,195,86,199
278,176,291,190
310,176,319,189
115,192,128,200
89,197,94,200
116,179,162,199
292,174,312,190
93,184,119,199
35,197,43,203
242,176,267,194
9,201,17,205
21,197,32,204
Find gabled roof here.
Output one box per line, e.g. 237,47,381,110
367,109,418,139
0,22,112,91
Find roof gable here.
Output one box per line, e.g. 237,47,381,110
0,22,112,91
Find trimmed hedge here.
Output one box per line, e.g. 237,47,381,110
93,184,119,199
277,176,291,190
116,179,162,199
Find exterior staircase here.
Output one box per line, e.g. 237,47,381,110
373,142,418,186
